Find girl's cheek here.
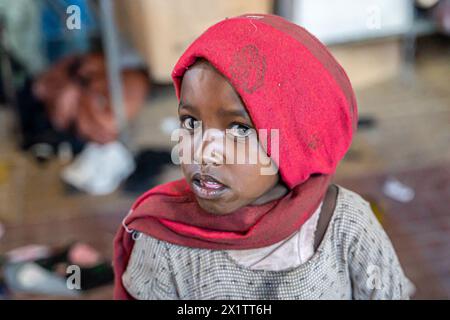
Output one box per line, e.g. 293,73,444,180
176,130,195,165
224,136,260,165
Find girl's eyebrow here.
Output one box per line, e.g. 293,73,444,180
179,100,251,122
178,101,195,112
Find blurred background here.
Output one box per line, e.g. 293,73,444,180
0,0,449,299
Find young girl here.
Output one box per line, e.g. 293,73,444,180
113,14,413,300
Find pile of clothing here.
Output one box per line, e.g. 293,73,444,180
34,52,149,144
13,51,175,196
28,52,150,195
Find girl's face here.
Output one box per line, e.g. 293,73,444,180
178,60,287,215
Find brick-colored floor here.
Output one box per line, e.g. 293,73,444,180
336,164,450,299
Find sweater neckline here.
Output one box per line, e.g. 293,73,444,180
219,185,343,275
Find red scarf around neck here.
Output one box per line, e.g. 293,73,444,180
114,174,332,299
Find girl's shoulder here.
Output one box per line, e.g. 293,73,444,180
331,185,414,299
308,183,387,260
332,184,379,230
328,184,381,241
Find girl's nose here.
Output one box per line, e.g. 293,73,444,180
193,128,225,166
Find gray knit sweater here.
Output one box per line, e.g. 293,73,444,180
122,185,414,300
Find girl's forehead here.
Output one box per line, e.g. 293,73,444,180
183,60,225,87
180,60,254,125
181,63,244,105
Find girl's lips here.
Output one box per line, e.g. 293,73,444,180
191,174,229,200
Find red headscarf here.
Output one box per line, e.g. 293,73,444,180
113,14,357,299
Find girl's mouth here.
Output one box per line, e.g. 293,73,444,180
191,173,229,200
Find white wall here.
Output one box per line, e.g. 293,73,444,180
292,0,414,44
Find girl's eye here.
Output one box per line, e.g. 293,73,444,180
181,116,200,130
228,124,253,138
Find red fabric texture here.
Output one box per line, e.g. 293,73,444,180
113,14,358,300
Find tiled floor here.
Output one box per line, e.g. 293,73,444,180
0,36,449,299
